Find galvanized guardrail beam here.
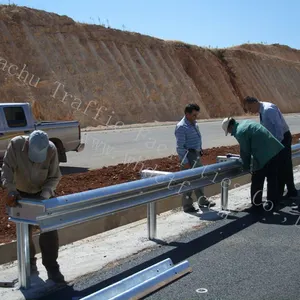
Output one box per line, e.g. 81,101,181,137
141,159,241,240
142,143,300,240
80,258,191,300
8,158,245,231
7,156,243,290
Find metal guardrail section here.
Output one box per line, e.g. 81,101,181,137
292,142,300,158
142,143,300,239
8,158,245,232
7,156,244,290
7,142,300,290
142,158,241,239
80,258,191,300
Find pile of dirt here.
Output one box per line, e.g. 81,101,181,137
0,5,300,127
56,144,240,195
1,133,300,244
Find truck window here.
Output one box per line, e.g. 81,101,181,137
3,106,27,128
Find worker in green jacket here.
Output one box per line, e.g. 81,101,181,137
221,117,284,212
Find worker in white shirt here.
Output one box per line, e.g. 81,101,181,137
243,96,298,199
175,104,216,212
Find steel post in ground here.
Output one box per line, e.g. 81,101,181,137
221,178,230,210
17,222,30,289
147,202,157,240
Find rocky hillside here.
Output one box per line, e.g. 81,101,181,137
0,5,300,127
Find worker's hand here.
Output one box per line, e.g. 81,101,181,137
38,192,49,200
199,150,204,156
5,191,21,207
39,189,52,200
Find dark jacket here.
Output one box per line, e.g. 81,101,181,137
231,120,284,171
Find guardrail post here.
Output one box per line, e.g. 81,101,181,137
221,179,230,210
147,202,157,239
16,222,30,289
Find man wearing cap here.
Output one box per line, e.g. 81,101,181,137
243,96,298,199
175,103,215,213
221,117,284,212
1,130,65,283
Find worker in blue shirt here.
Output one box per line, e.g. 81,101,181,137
175,104,216,213
243,96,298,199
222,117,284,212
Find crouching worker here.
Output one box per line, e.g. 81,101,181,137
221,118,284,213
1,130,65,283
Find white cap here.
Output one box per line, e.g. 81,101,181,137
222,117,233,136
28,130,49,163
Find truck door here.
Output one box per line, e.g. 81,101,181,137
2,105,35,146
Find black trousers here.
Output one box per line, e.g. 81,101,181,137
278,130,296,196
251,151,281,208
18,190,60,273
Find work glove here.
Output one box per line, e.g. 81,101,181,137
38,193,49,200
5,191,21,207
39,188,53,200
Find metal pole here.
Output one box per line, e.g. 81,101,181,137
16,223,22,287
17,222,30,289
221,179,229,210
147,202,157,239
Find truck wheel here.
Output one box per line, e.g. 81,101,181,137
50,139,67,163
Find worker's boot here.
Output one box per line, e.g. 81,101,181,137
285,189,298,199
30,258,39,275
39,229,65,283
47,268,66,284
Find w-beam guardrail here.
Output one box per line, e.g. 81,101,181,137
80,258,191,300
6,142,300,290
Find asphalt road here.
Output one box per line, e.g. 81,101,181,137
62,114,300,170
38,202,300,300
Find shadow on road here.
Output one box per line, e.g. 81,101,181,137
37,201,300,300
60,166,89,175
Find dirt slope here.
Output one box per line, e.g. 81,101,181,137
0,5,300,127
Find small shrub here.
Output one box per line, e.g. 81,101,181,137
211,49,226,62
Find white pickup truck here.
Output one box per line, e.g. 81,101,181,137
0,102,85,163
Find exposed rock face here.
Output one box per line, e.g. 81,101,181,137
0,5,300,127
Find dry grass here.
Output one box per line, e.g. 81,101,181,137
165,40,195,49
